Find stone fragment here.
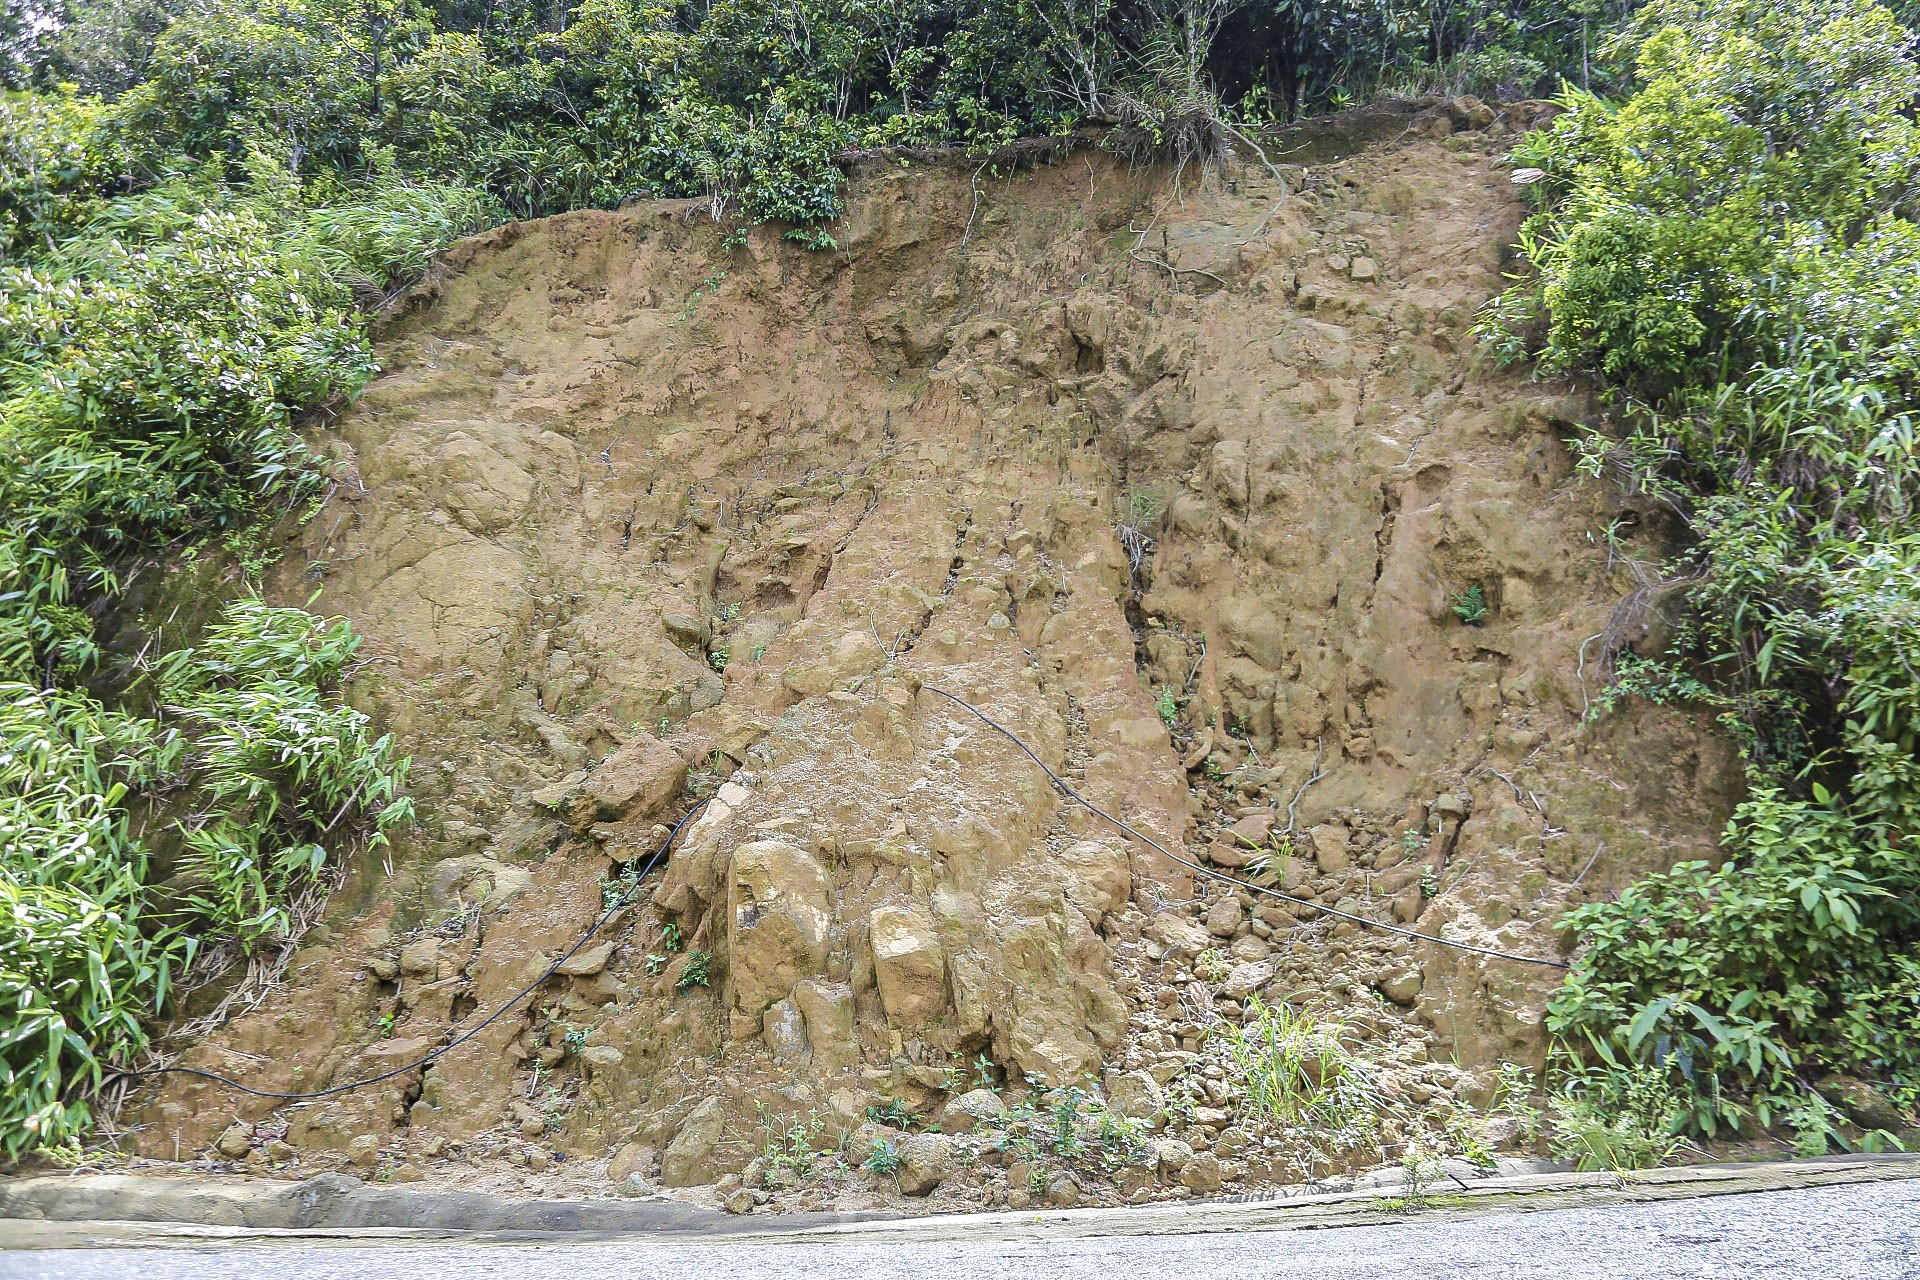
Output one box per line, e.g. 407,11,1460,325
1055,840,1133,923
1204,896,1244,938
215,1124,252,1159
1146,915,1211,956
661,1096,729,1187
1222,961,1275,1001
793,979,856,1067
896,1133,952,1195
577,734,686,828
662,613,710,649
1349,258,1378,281
609,1142,656,1186
728,840,834,1015
1045,1172,1080,1206
1107,1071,1165,1123
577,1044,625,1075
762,998,809,1061
367,956,399,982
346,1134,381,1168
1310,825,1350,873
1228,934,1270,963
1206,840,1255,869
940,1088,1008,1134
722,1187,757,1214
556,941,616,976
1155,1138,1195,1176
869,905,948,1026
1378,969,1423,1006
398,938,441,978
1818,1075,1908,1132
1181,1152,1224,1193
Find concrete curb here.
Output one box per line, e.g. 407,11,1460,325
0,1171,880,1240
1,1154,1916,1249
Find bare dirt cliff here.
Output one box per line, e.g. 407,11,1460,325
127,102,1742,1210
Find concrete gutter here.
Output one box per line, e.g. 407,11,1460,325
1,1154,1916,1249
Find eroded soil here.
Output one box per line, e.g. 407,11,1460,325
122,101,1742,1214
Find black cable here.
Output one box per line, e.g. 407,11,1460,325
110,797,713,1101
919,683,1569,970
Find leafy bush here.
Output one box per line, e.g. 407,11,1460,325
0,85,471,1156
1494,0,1920,1137
0,602,411,1156
1548,1064,1685,1172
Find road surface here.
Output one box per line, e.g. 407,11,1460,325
2,1177,1914,1280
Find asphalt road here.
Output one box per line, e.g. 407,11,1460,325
2,1179,1915,1280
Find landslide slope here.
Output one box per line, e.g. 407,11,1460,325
128,103,1741,1209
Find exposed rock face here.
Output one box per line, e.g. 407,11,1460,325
660,1096,729,1187
870,905,950,1027
725,840,834,1018
126,106,1742,1205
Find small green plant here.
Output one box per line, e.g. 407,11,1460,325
1784,1090,1841,1158
661,921,684,953
1155,687,1180,729
1449,584,1488,626
562,1024,591,1055
1395,1138,1445,1205
643,953,669,977
758,1106,827,1178
676,950,712,990
1419,865,1439,899
708,647,730,673
1445,1104,1498,1169
1027,1165,1049,1195
1399,828,1426,859
865,1099,918,1128
784,226,838,251
1547,1065,1685,1173
1210,998,1397,1157
1495,1063,1543,1148
374,1011,397,1038
1196,947,1229,984
862,1138,900,1175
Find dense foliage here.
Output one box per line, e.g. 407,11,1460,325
1484,0,1920,1144
0,605,412,1153
7,0,1637,229
1,62,474,1151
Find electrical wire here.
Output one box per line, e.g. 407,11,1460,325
918,682,1569,970
109,797,713,1101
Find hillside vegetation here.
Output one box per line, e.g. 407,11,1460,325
0,0,1915,1166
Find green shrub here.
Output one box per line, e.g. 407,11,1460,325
0,603,411,1156
1500,0,1920,1137
1548,1064,1685,1172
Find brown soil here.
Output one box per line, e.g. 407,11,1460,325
121,100,1743,1213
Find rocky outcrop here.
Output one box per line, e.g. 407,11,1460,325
126,103,1741,1212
